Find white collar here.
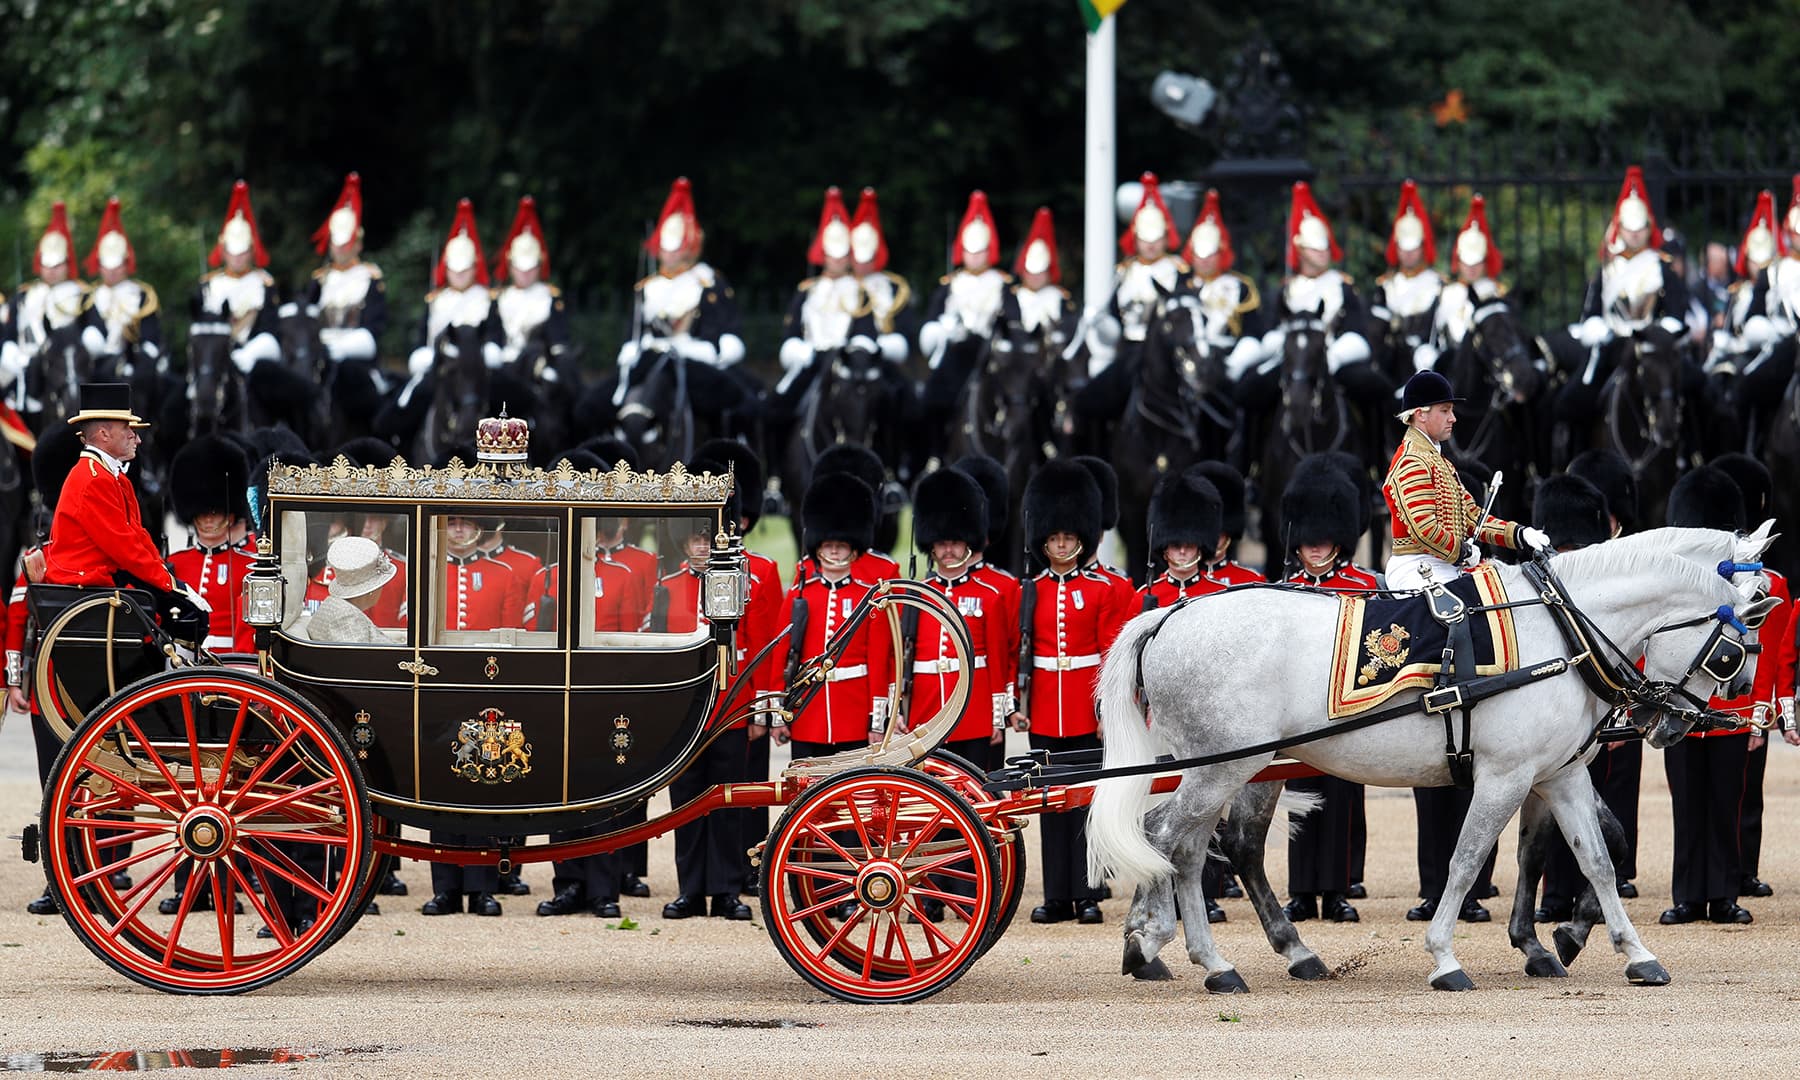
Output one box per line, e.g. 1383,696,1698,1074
85,445,128,477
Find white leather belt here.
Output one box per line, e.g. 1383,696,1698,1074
912,656,987,675
1033,653,1100,671
826,664,869,682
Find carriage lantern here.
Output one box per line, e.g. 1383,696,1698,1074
702,528,748,624
242,536,285,629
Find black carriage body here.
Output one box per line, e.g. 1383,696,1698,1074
263,460,734,833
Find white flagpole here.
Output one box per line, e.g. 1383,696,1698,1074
1082,15,1117,314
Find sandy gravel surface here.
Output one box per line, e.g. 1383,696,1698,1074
2,713,1798,1078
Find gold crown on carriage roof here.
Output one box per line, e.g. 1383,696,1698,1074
476,409,530,464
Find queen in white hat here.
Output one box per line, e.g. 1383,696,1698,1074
307,536,398,644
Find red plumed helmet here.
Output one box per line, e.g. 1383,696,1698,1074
850,187,889,271
1785,174,1800,238
1120,171,1176,258
952,190,999,266
1737,190,1784,276
1602,166,1660,260
1013,207,1061,283
1181,189,1234,273
433,198,488,289
1452,194,1504,279
312,172,364,255
807,186,853,267
1385,179,1437,267
1285,182,1341,271
494,195,551,281
647,177,703,261
209,180,269,268
85,197,135,277
33,201,76,276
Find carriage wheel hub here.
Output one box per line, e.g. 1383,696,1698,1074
854,861,904,911
178,807,233,860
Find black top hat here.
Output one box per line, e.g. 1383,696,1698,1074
1399,370,1460,413
171,435,251,524
1532,474,1611,550
1023,459,1102,569
1147,470,1223,556
802,472,876,556
913,467,988,552
1667,465,1745,532
67,382,148,427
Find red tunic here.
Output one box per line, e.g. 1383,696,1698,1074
599,541,658,632
657,567,704,633
440,553,522,631
970,560,1022,699
591,555,638,633
1091,561,1139,648
744,552,784,696
1284,563,1381,592
1697,570,1796,738
484,542,546,628
774,574,894,745
1138,569,1229,610
168,539,257,652
1024,568,1129,738
44,450,175,591
907,570,1013,740
1204,558,1265,588
796,550,900,584
5,569,27,697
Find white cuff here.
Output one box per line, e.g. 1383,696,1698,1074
81,325,108,356
877,332,908,364
238,332,280,366
1412,343,1441,372
1325,332,1371,373
325,327,378,362
407,346,434,377
1224,337,1263,380
716,333,745,367
0,341,26,384
1742,315,1775,347
482,342,505,369
919,320,945,360
1657,316,1685,336
779,337,813,372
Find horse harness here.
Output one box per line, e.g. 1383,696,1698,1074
988,554,1765,794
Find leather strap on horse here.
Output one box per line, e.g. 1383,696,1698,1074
1423,579,1478,788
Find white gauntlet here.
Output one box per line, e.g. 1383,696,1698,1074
1779,697,1795,733
5,649,21,689
870,695,890,734
992,692,1013,730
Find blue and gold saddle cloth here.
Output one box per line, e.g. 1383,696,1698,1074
1327,564,1519,718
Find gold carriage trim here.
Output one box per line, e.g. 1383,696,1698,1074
1326,564,1518,719
267,455,733,505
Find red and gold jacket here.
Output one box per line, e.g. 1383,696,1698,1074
1023,567,1130,738
44,449,176,592
1696,569,1796,739
1383,426,1519,562
168,538,257,652
774,572,894,745
906,568,1013,741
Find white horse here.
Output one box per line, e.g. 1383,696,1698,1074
1085,525,1779,992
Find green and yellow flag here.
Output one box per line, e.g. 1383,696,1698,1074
1078,0,1127,33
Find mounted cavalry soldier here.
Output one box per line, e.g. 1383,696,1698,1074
79,198,164,382
1423,195,1508,370
395,199,496,413
304,173,388,431
1001,207,1080,357
1181,190,1263,380
197,181,283,394
919,191,1009,458
1707,186,1796,443
490,196,575,388
1368,181,1443,379
851,187,915,368
775,187,880,403
1,203,88,411
1076,173,1184,428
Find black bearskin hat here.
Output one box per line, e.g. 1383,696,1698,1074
1024,459,1101,568
31,425,84,520
1567,448,1638,535
952,454,1009,551
913,467,988,551
1313,450,1374,538
802,472,876,555
1073,456,1120,531
814,444,897,551
335,436,406,468
248,450,319,535
697,437,765,530
244,425,312,467
1532,474,1611,550
1667,465,1745,532
1710,453,1771,522
171,435,251,524
577,436,639,471
1192,461,1246,542
1281,456,1362,555
1148,468,1223,556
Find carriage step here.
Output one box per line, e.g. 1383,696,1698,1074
21,822,39,864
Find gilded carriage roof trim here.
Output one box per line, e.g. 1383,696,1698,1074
266,455,733,505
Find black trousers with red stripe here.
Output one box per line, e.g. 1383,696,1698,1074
1287,775,1361,896
1663,732,1749,906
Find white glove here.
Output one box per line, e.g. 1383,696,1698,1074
1224,336,1264,381
876,332,909,365
1471,278,1500,301
229,348,257,375
1741,315,1776,348
779,337,813,374
407,346,434,377
178,583,212,614
1574,316,1612,348
870,695,890,734
0,340,26,386
943,314,969,344
1324,332,1371,373
1460,539,1482,569
616,338,642,372
918,318,945,360
539,365,558,384
323,327,377,362
672,334,719,366
1657,316,1685,337
81,325,109,356
1412,343,1441,372
481,341,505,369
1518,526,1554,554
717,333,745,367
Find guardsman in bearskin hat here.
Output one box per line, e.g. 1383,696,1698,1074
1549,166,1699,450
1278,456,1377,925
1421,195,1510,372
1709,455,1797,903
1073,456,1137,614
1708,187,1797,443
1190,460,1264,586
490,196,576,390
774,187,883,403
612,177,756,428
1138,465,1224,609
1368,181,1443,380
1182,190,1265,382
799,444,902,580
772,472,895,760
301,173,389,433
168,435,257,653
1,203,89,405
1384,369,1550,589
1568,447,1638,539
951,454,1024,729
196,181,283,385
475,515,545,638
391,199,497,422
1017,459,1128,924
78,198,164,381
1658,466,1787,926
1000,207,1081,358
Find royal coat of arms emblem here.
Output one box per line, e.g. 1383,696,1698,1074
452,708,532,784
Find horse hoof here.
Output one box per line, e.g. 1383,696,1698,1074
1288,955,1331,981
1130,957,1174,982
1625,959,1671,986
1430,968,1477,992
1552,926,1585,967
1204,968,1249,995
1524,954,1568,979
1121,935,1156,977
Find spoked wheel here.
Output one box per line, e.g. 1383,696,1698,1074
762,768,996,1003
921,750,1026,957
40,669,371,994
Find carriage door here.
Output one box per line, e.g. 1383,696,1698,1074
411,508,570,809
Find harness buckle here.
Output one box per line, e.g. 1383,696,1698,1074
1423,684,1465,714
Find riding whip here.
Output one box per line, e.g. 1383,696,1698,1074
1477,469,1503,530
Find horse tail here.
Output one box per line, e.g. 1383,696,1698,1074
1085,608,1178,889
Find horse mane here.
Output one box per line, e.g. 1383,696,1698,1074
1549,528,1738,601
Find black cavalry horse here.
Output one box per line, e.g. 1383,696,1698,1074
604,347,701,474
947,320,1065,572
1441,296,1552,526
186,313,246,438
25,316,93,431
418,321,491,466
268,304,333,449
1110,294,1237,577
499,326,581,464
1590,319,1688,531
1257,308,1360,568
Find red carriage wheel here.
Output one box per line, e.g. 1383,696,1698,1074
762,768,996,1004
40,669,371,994
921,750,1027,957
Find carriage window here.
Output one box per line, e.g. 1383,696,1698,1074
577,512,719,648
426,513,560,648
276,509,411,645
